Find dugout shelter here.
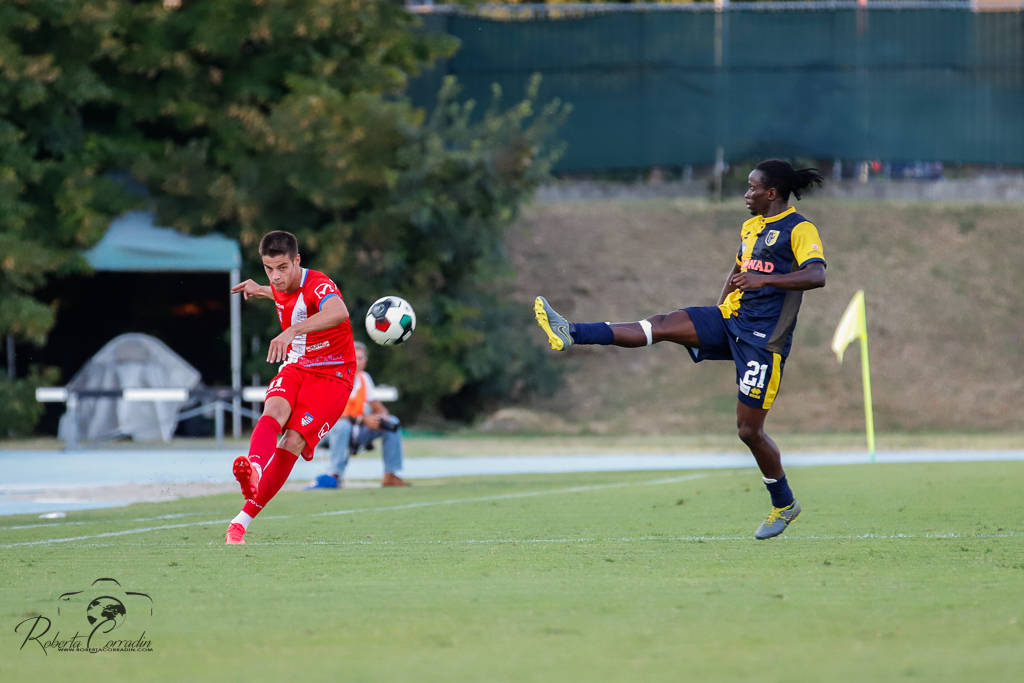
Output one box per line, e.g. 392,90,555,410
80,211,245,437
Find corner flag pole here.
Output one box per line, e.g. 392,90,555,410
858,300,876,460
831,290,876,461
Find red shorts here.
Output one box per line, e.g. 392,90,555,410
265,363,354,459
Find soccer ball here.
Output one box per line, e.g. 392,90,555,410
365,296,416,346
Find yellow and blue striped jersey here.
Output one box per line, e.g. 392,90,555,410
719,206,825,355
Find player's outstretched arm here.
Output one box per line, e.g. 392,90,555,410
266,296,350,363
231,279,273,301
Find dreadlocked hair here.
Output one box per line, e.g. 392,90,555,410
755,159,824,201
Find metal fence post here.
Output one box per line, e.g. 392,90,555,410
66,392,79,450
214,400,225,445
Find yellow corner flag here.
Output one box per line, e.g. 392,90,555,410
831,290,866,363
831,290,876,458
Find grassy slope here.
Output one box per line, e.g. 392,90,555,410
506,198,1024,435
2,463,1022,682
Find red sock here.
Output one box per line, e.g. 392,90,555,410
248,416,282,470
253,448,299,509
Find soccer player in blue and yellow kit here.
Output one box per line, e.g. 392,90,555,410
535,159,826,539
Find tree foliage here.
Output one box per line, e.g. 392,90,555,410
1,0,569,426
1,2,141,429
0,2,136,344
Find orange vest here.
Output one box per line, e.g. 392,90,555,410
342,371,370,418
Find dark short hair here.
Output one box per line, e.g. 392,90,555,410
755,159,824,201
259,230,299,258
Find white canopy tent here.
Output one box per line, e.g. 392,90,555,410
57,333,201,443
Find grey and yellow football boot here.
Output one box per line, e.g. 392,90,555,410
534,296,574,351
754,500,801,540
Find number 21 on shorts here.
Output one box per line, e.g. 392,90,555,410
741,361,768,391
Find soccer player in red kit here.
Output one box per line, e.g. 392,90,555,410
225,230,357,544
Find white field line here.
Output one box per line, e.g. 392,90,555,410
0,474,708,549
311,473,706,517
0,512,206,531
8,530,1022,551
246,530,1024,545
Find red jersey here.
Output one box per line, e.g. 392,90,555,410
272,268,356,373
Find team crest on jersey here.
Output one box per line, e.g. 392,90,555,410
314,282,335,298
765,230,780,246
301,412,315,427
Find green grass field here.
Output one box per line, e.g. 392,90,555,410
2,461,1022,682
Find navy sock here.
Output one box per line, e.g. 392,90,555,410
764,475,795,508
571,322,613,345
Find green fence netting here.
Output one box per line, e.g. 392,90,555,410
409,4,1024,171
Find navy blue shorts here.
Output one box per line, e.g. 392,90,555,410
683,306,786,410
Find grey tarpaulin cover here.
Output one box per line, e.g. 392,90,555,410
57,333,201,443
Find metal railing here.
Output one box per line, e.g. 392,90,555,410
35,385,398,449
406,1,1010,17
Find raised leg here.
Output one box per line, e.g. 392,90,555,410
608,309,700,348
536,297,701,350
